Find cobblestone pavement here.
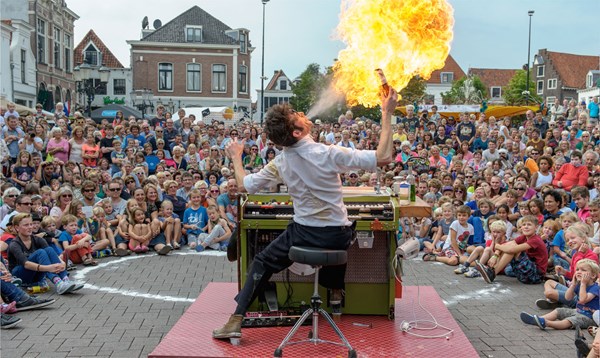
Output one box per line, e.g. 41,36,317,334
0,251,579,357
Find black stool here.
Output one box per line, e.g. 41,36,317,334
274,246,356,358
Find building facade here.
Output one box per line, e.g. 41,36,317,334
578,70,600,105
533,49,600,109
255,69,293,121
425,54,466,105
127,6,253,116
468,68,518,105
28,0,79,112
73,30,132,112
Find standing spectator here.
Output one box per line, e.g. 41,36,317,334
45,127,69,163
1,115,25,164
82,133,100,168
588,96,599,125
456,112,475,146
68,126,85,163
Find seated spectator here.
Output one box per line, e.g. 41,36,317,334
553,150,589,191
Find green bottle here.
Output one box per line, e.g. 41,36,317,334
407,163,416,202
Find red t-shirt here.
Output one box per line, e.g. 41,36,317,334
566,249,599,280
515,234,548,274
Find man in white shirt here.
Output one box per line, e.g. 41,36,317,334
213,88,398,340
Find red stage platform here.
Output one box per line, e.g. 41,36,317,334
149,283,478,358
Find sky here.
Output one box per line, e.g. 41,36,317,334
69,0,600,101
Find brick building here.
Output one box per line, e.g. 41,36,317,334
425,54,466,105
127,6,253,116
533,49,600,108
468,68,519,104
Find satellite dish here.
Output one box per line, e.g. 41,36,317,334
142,16,149,30
289,263,315,276
153,19,162,30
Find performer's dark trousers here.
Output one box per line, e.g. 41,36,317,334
234,221,354,315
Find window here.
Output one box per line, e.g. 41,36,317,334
93,79,107,95
113,79,126,95
84,44,100,66
186,26,202,42
537,65,545,77
64,34,71,72
240,32,247,54
537,80,544,95
187,63,201,92
53,28,61,69
279,80,287,90
587,74,594,88
490,86,501,98
546,97,556,109
20,50,26,84
547,78,557,90
238,65,247,93
212,64,226,92
158,63,173,91
441,72,453,84
37,19,46,64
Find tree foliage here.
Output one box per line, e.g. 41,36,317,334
289,63,327,114
503,69,543,106
398,76,427,106
441,75,487,105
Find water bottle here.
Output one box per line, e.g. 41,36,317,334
407,163,416,203
398,182,410,206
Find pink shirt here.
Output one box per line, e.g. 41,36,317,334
46,138,69,163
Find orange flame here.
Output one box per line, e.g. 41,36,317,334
333,0,454,107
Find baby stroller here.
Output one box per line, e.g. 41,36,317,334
405,156,435,177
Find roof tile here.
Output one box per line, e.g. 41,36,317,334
74,29,124,68
544,50,599,89
426,54,465,84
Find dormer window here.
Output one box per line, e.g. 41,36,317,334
441,72,453,84
84,44,100,66
186,26,202,43
240,32,247,54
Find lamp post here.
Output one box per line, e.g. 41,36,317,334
260,0,270,126
525,10,534,105
129,88,154,117
75,63,110,118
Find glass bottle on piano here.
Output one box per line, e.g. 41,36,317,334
407,163,416,203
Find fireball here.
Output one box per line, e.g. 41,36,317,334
333,0,454,107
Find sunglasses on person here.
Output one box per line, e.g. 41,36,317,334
83,188,95,192
515,187,526,191
61,194,73,198
108,188,120,192
210,189,220,193
18,202,32,206
6,194,17,198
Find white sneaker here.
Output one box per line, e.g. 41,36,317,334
453,264,469,274
56,280,76,295
69,280,85,292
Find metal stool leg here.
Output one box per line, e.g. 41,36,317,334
274,266,356,357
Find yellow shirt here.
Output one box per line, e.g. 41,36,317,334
393,133,407,142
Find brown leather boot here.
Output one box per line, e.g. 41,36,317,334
212,314,243,339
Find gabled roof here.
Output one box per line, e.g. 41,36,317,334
141,6,237,45
468,68,518,89
74,30,124,68
265,70,289,91
543,50,600,89
426,54,465,84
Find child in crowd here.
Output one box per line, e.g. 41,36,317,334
518,201,531,217
424,203,453,254
127,208,152,253
476,215,548,284
551,211,578,271
0,218,16,260
527,198,545,226
521,259,599,330
194,205,232,252
114,200,139,256
571,186,591,222
158,200,181,249
31,195,48,217
472,199,494,219
423,205,473,266
88,207,118,256
98,199,120,229
540,219,561,271
455,216,505,278
59,214,97,266
537,223,599,310
184,189,209,252
494,204,515,240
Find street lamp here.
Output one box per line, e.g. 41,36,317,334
525,10,534,105
260,0,270,126
129,88,154,117
75,63,110,118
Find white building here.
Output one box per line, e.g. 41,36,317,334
578,70,600,104
255,69,293,121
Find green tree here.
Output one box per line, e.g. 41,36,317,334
398,76,427,106
289,63,327,113
441,75,487,105
503,69,542,105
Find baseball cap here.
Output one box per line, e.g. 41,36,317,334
442,186,454,192
314,119,322,125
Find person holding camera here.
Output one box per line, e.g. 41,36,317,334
18,130,43,156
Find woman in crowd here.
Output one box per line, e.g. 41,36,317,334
68,126,85,163
49,187,73,226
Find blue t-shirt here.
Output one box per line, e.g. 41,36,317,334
589,102,599,118
217,194,238,223
551,230,567,258
58,229,83,245
182,206,208,235
575,282,599,318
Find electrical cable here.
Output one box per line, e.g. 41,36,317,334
392,254,454,339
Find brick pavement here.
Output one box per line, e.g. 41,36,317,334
0,251,581,357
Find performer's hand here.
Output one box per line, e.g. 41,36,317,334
381,87,398,114
225,139,245,159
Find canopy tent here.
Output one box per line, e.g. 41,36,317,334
0,97,53,117
90,104,143,122
396,104,540,119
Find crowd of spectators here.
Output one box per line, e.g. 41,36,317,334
1,96,600,356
